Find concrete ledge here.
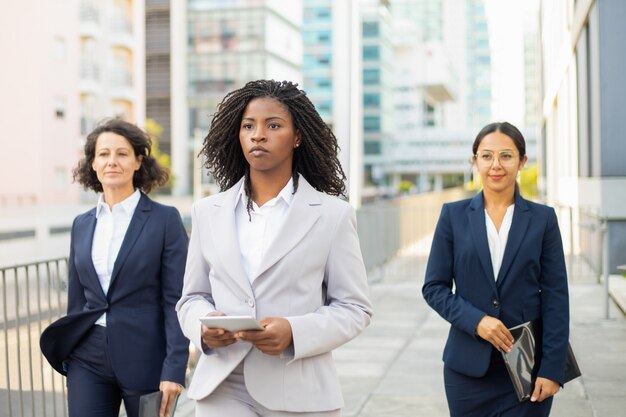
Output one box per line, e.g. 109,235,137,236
609,274,626,316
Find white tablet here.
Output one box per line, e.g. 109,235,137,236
199,315,264,332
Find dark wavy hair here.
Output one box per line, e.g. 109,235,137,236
73,119,168,194
472,121,527,159
200,79,346,203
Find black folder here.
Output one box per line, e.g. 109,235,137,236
138,390,178,417
501,320,581,401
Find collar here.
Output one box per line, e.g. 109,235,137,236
96,189,141,218
236,176,295,209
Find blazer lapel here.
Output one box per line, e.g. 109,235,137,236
255,177,321,279
75,209,107,300
209,178,254,297
108,193,151,291
467,192,498,292
496,191,531,285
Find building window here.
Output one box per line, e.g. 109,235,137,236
364,116,380,132
54,98,66,119
363,22,379,38
54,37,67,60
363,93,380,108
318,79,331,89
363,45,380,61
54,167,68,191
363,69,380,85
304,7,331,22
364,141,381,155
318,55,330,65
318,32,331,43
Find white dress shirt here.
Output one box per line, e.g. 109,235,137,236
485,204,515,280
235,178,294,284
92,189,141,326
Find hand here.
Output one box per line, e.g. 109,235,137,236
476,316,514,352
531,377,560,402
159,381,182,417
201,312,238,349
235,317,292,355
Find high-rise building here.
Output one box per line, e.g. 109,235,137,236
360,0,393,188
302,0,334,125
301,0,364,205
465,0,491,128
172,0,303,196
0,0,146,206
146,0,172,156
79,0,146,134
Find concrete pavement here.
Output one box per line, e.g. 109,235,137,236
173,239,626,417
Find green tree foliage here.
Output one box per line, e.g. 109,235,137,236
519,163,538,200
144,118,173,191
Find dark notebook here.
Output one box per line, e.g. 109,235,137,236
501,320,581,402
138,391,178,417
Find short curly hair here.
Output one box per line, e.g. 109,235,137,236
73,119,168,194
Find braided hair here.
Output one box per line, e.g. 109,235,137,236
201,80,346,207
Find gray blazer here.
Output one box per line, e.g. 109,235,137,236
176,176,372,412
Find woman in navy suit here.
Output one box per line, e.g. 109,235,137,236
423,122,569,416
41,119,189,417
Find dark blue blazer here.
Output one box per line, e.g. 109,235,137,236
422,191,569,384
41,193,189,390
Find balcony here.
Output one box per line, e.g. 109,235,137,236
109,68,134,101
79,61,101,94
79,1,101,38
79,1,99,23
109,13,134,49
414,42,458,103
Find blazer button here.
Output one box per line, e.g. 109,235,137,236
246,298,255,308
492,300,500,308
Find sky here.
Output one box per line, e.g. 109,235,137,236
485,0,539,127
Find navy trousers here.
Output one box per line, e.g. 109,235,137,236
66,326,156,417
444,350,553,417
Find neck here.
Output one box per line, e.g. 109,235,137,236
483,186,515,209
249,170,292,207
102,185,136,209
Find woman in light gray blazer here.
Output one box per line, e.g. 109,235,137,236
176,80,373,416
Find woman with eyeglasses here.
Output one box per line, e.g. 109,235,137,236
422,121,569,416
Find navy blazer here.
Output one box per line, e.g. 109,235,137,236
423,191,569,384
40,193,189,390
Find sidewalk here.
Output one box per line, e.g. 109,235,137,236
174,241,626,417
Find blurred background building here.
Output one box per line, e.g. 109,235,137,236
540,0,626,272
1,0,623,270
0,0,145,206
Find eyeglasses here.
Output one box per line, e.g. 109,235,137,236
474,150,519,166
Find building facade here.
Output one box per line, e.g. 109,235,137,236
0,0,146,207
146,0,172,155
360,0,394,189
172,0,303,196
540,0,626,272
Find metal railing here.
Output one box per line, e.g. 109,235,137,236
554,203,626,319
1,258,68,417
357,187,471,274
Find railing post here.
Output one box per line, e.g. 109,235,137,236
601,218,610,319
13,266,25,416
2,269,13,417
568,205,575,279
